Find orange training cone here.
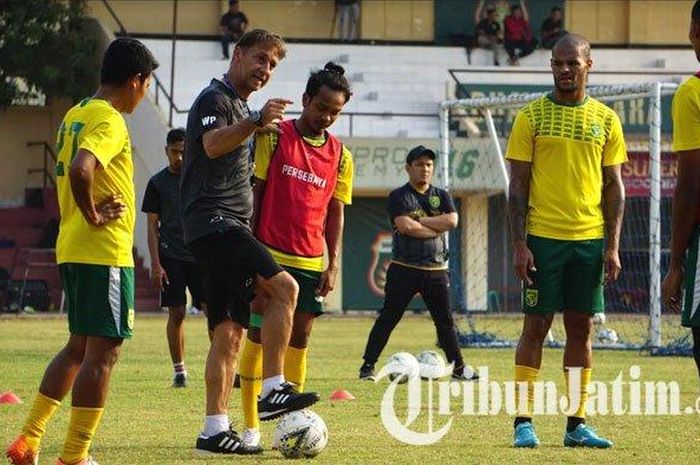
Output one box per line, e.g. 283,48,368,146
329,389,355,401
0,391,23,404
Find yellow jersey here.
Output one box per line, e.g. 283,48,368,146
506,94,627,240
254,128,353,271
672,75,700,152
55,98,135,267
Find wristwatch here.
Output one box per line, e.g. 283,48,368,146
248,110,263,127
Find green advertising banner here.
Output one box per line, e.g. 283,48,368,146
458,83,674,134
346,138,506,193
343,197,462,311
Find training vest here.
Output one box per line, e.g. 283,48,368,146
257,119,342,257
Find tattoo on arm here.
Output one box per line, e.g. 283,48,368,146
602,165,625,249
508,161,532,244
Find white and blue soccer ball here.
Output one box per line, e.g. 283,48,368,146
385,352,421,384
273,409,328,459
596,328,619,344
416,350,447,380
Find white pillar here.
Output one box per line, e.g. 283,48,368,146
464,195,489,311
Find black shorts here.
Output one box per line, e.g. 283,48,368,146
159,254,207,308
189,226,283,331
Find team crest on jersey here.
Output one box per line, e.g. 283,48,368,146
429,195,441,209
367,232,393,297
525,289,538,307
590,123,603,138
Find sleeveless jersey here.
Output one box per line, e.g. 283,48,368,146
257,120,342,257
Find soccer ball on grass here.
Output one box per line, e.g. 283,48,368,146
384,352,420,384
273,409,328,459
416,350,447,380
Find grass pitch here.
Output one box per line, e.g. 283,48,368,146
1,314,699,464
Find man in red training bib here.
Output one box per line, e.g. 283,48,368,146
238,62,354,448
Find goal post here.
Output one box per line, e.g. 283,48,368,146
438,81,682,353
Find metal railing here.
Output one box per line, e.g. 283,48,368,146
448,67,687,98
26,141,57,188
100,0,126,36
100,0,178,125
153,76,186,119
162,106,438,137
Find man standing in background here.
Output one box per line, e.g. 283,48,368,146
359,146,479,383
506,34,625,449
142,127,207,389
221,0,249,60
335,0,360,41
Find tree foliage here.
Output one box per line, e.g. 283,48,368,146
0,0,101,108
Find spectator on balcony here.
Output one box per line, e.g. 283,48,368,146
221,0,249,60
335,0,360,41
540,6,568,49
504,1,537,65
141,128,208,389
476,0,510,27
475,5,504,65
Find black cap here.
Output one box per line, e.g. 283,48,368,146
406,145,436,164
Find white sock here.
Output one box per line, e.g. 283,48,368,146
174,361,186,375
202,414,229,437
260,375,285,399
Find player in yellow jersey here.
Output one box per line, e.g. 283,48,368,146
5,38,158,465
506,34,626,449
662,0,700,386
238,62,353,448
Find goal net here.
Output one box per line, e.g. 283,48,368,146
438,81,693,355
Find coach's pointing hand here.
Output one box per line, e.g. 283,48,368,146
261,98,293,126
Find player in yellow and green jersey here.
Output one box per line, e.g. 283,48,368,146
662,0,700,387
238,62,353,448
6,38,158,465
506,34,626,449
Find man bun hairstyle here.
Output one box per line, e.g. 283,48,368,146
100,37,159,86
305,61,353,103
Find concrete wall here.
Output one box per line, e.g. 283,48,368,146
566,0,694,45
90,0,694,45
88,0,435,42
0,101,71,206
87,0,221,35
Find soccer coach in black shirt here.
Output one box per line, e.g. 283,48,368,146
180,29,319,455
359,145,479,382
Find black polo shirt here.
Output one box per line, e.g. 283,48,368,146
387,183,456,269
141,167,193,262
180,78,253,244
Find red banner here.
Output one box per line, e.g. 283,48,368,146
621,152,677,198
